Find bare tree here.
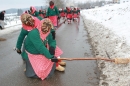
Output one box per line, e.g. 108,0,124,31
44,0,65,8
54,0,65,8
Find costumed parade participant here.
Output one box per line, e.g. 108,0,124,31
60,8,65,19
20,18,65,80
29,7,56,39
72,7,78,22
30,6,42,20
16,13,40,57
46,1,60,29
64,7,73,24
39,10,44,18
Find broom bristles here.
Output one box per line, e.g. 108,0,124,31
114,58,130,64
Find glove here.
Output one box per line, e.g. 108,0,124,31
51,57,58,62
17,49,21,54
51,31,55,40
49,47,55,55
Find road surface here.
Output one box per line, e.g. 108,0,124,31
0,17,99,86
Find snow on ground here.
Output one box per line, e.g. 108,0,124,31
81,1,130,86
82,2,130,45
0,16,22,36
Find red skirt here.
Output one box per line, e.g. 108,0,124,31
73,13,78,18
66,14,73,19
49,16,58,27
60,12,65,17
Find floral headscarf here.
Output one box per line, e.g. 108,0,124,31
21,13,40,31
37,18,53,40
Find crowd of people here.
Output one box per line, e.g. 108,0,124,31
59,7,80,24
24,1,80,26
0,0,80,80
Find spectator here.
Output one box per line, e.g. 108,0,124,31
0,10,6,29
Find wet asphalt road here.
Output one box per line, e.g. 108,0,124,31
0,17,99,86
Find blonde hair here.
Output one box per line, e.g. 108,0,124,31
21,13,32,24
42,18,53,29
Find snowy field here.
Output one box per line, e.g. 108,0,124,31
0,14,21,36
81,1,130,86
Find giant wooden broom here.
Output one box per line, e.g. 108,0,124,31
13,47,130,64
58,57,130,64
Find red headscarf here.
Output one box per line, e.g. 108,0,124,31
30,6,36,14
49,1,54,9
50,5,54,9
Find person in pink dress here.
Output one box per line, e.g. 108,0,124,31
46,1,60,29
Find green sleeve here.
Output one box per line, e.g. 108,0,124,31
39,11,42,14
29,30,53,59
16,28,28,50
37,16,43,20
55,6,59,16
64,10,67,13
48,33,56,49
34,11,39,16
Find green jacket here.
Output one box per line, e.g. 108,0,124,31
16,27,54,50
22,29,56,60
39,11,43,14
46,6,59,17
16,28,29,50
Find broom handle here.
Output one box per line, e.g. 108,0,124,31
58,57,115,62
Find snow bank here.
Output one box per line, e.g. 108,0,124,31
0,16,21,36
81,2,130,86
0,25,21,36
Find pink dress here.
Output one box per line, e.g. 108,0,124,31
27,19,63,80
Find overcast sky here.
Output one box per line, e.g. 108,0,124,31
0,0,112,11
0,0,44,11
